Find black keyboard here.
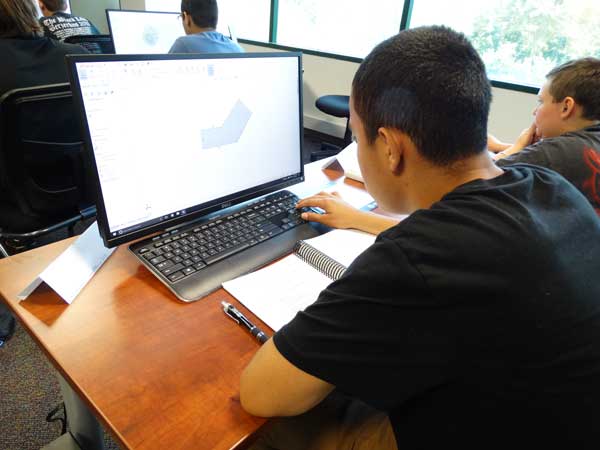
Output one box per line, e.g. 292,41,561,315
130,190,323,301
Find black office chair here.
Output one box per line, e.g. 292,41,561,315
64,34,115,54
0,83,97,256
310,95,352,162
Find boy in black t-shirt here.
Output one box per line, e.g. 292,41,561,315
490,58,600,213
240,27,600,450
37,0,99,42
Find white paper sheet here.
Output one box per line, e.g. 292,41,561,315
301,229,375,268
222,229,376,331
223,254,331,331
18,222,115,304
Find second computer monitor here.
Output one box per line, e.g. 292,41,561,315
107,9,182,54
107,9,234,54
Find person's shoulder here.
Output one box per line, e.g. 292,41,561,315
535,125,600,149
169,36,190,53
39,13,57,23
72,14,92,23
567,124,600,142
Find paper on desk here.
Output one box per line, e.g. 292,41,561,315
223,254,332,331
222,229,376,331
18,222,115,304
323,142,364,183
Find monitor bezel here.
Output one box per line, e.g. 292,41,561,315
66,52,305,248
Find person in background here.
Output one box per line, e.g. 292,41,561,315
169,0,243,54
0,0,88,342
241,26,600,449
37,0,99,42
490,58,600,213
0,0,88,98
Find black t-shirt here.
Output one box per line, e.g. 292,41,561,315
274,165,600,449
498,125,600,214
0,35,88,98
39,12,100,42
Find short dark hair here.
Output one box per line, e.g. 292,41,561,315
181,0,218,29
352,26,492,166
546,58,600,121
0,0,42,38
39,0,68,12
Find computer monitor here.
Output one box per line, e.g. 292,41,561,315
67,52,305,248
106,9,234,54
107,9,182,54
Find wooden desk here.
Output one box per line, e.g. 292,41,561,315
0,163,369,450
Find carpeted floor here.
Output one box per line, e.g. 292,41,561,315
0,321,63,450
0,321,120,450
0,129,342,450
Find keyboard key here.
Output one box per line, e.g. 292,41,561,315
162,263,184,275
168,272,185,282
182,267,196,276
156,260,174,271
204,242,250,265
150,256,166,265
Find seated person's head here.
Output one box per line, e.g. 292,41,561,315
180,0,218,35
38,0,68,16
351,26,492,213
0,0,42,37
534,58,600,139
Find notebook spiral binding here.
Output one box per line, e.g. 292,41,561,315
293,241,346,281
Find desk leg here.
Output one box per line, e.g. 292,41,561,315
57,373,105,450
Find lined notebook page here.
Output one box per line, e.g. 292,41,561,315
302,229,375,268
222,254,331,331
222,229,376,331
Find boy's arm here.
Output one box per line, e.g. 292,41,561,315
240,338,334,417
487,134,512,153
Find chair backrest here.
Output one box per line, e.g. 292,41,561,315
0,83,95,218
64,34,115,54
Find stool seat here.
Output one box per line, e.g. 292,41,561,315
315,95,350,118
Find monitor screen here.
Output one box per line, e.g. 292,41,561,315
68,53,304,247
107,9,183,54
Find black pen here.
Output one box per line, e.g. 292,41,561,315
221,301,269,344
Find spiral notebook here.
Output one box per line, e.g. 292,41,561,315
222,229,375,331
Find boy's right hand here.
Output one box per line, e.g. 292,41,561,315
296,191,361,229
514,122,540,150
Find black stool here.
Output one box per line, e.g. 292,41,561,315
311,95,351,162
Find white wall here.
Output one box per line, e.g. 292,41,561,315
242,42,537,143
70,0,121,34
120,0,146,11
